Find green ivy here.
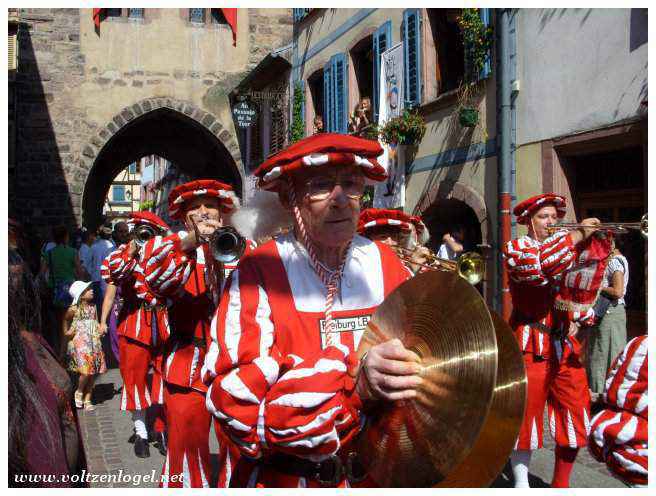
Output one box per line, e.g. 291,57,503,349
139,200,156,211
290,82,305,143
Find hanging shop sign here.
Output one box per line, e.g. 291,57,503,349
233,100,258,128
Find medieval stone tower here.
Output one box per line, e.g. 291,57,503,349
9,8,292,233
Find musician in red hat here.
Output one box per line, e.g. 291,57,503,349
502,193,601,488
140,180,247,487
100,211,170,459
358,208,431,273
202,133,424,487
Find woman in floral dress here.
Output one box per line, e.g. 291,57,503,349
64,281,106,411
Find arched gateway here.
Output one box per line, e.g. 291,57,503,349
79,97,244,229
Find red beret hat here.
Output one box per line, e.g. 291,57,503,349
358,208,427,236
254,133,387,192
513,193,567,225
128,211,170,232
168,179,239,220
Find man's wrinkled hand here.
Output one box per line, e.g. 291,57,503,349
356,338,423,402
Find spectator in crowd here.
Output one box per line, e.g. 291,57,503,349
112,221,130,247
9,249,85,487
588,335,647,487
77,229,95,280
99,282,120,365
40,226,84,355
437,226,465,261
587,238,630,400
63,281,107,411
9,218,24,255
313,115,324,134
89,223,116,316
348,97,372,135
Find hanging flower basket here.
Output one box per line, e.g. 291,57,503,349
459,107,479,128
379,110,427,146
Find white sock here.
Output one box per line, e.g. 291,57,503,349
510,449,532,488
132,410,148,439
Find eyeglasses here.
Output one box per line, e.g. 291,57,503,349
305,175,366,201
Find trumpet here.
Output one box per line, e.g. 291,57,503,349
132,224,157,247
394,246,486,285
209,226,246,263
546,213,648,239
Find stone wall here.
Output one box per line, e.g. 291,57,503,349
10,8,293,235
12,8,90,229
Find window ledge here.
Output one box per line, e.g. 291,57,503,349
418,88,460,115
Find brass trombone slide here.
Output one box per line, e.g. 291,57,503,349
546,213,648,238
394,246,486,285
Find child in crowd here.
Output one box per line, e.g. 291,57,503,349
64,281,107,411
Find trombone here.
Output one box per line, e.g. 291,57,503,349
546,213,648,239
394,246,486,286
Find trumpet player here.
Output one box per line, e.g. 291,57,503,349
140,180,248,488
357,208,431,274
203,134,421,487
99,211,171,458
502,193,601,488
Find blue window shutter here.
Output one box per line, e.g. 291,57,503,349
403,9,422,108
293,8,311,23
373,21,392,123
333,53,348,133
479,9,492,80
323,61,333,132
112,185,125,202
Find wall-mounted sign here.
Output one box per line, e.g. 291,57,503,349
233,100,258,128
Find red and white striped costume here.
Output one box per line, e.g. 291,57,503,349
503,230,591,450
102,240,169,411
203,232,410,487
142,231,247,488
588,335,648,486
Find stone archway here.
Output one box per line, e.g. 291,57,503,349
78,97,244,229
415,179,490,243
416,179,494,304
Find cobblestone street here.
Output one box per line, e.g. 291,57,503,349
79,368,626,488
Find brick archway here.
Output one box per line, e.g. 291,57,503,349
415,179,490,242
78,97,244,228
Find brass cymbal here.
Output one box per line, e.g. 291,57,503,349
355,271,498,487
435,310,527,487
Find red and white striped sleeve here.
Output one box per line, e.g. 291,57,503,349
538,231,575,279
588,335,648,486
262,345,362,460
203,258,363,461
203,261,282,458
502,236,547,286
101,244,138,285
141,233,194,299
604,336,648,418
